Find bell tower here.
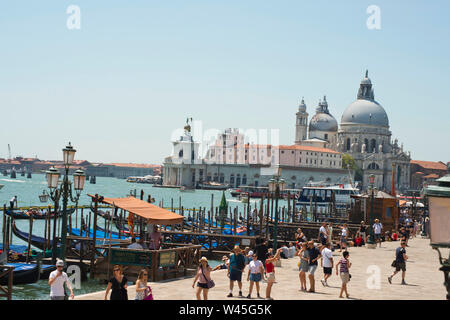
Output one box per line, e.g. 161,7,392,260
295,98,308,145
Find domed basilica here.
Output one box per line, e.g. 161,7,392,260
295,71,411,192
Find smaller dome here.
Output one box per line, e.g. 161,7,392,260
309,112,338,132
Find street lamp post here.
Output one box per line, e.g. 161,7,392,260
424,165,450,300
46,142,85,263
268,168,286,251
366,174,377,246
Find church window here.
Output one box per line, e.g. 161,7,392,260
346,138,351,151
179,150,183,158
324,134,328,140
371,139,376,152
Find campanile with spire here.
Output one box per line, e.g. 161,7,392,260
295,97,308,144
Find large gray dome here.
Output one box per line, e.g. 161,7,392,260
341,99,389,127
341,70,389,128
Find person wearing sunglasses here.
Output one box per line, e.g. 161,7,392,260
48,259,74,300
135,269,152,300
105,265,128,300
246,254,265,299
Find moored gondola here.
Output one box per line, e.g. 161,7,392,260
0,262,40,285
12,222,56,250
5,208,76,220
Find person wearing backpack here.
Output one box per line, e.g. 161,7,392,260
388,241,408,285
227,246,246,297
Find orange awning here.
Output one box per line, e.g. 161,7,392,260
399,200,407,207
88,195,184,225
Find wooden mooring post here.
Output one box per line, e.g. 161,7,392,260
0,265,14,300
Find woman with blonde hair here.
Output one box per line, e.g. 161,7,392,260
192,257,214,300
135,269,152,300
297,242,309,291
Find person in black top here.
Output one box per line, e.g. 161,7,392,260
105,265,128,300
359,221,367,242
388,241,408,285
255,240,268,264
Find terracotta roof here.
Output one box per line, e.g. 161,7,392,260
423,173,439,179
225,144,340,154
410,160,447,171
277,145,340,154
108,163,161,168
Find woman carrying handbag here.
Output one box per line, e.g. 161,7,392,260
192,257,214,300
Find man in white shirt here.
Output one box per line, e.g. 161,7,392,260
288,242,296,258
373,219,383,248
48,259,74,300
319,223,328,245
320,243,334,286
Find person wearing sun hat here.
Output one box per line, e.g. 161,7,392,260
48,259,74,300
227,245,246,297
192,257,213,300
373,219,383,248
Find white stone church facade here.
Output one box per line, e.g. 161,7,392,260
295,71,411,192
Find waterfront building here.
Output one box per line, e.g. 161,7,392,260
163,125,348,189
410,160,448,189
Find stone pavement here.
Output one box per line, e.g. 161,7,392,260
75,237,446,300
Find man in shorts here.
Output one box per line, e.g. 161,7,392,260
320,242,333,286
373,219,383,248
388,241,408,285
306,240,322,293
227,246,246,297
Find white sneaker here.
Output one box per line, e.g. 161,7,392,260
320,279,326,287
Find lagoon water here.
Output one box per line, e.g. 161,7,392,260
0,173,288,299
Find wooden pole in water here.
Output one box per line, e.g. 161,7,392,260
90,194,99,279
6,217,11,253
88,210,92,237
2,204,7,252
287,192,291,222
181,206,184,232
208,210,211,233
234,207,237,235
26,218,33,263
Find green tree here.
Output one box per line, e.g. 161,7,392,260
342,153,363,182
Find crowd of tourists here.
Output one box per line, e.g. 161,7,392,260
48,218,418,300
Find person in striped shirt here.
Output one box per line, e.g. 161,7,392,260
335,251,351,298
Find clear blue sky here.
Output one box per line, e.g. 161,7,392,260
0,1,448,164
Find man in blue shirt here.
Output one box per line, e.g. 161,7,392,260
227,246,246,297
388,241,408,285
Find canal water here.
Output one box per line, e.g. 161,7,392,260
0,173,288,299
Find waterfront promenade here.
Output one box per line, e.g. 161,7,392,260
75,237,446,300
